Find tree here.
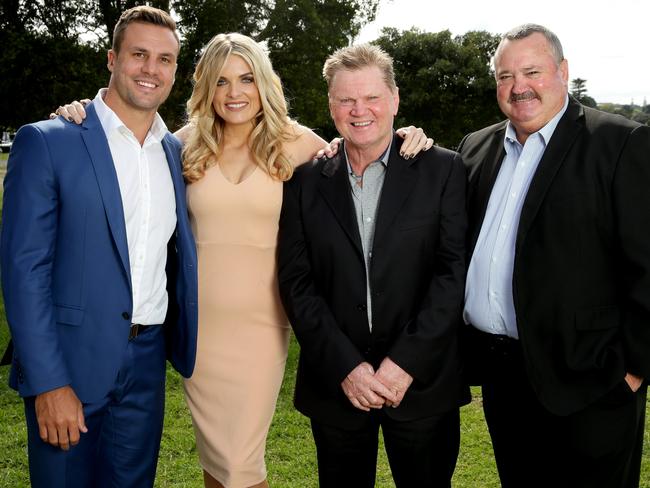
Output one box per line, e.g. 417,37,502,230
90,0,171,47
0,0,106,130
263,0,380,137
0,0,33,34
570,78,597,108
0,31,107,129
3,0,377,130
570,78,587,99
374,28,503,149
164,0,379,132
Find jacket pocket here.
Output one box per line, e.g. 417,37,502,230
574,306,619,331
54,305,84,326
399,211,438,231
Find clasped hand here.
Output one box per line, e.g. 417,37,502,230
341,357,413,412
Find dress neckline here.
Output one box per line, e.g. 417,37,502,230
216,163,258,186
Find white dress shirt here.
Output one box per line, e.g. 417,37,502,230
464,96,569,338
93,89,176,325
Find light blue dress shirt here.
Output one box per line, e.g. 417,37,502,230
345,141,391,332
464,96,569,338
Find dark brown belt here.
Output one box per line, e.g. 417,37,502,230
129,323,153,340
468,326,521,358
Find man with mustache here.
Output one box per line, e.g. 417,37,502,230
459,24,650,488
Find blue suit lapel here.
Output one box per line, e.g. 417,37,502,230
80,104,131,288
162,134,186,222
161,134,195,258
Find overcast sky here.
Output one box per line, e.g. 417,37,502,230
357,0,648,105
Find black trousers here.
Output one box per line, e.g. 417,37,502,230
471,328,646,488
310,407,459,488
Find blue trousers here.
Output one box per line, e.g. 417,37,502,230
24,325,166,488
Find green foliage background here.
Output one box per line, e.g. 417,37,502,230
1,0,645,143
0,0,510,147
0,0,383,139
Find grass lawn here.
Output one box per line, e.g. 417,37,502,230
0,330,499,488
0,166,648,485
2,331,650,487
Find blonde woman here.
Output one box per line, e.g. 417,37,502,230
179,33,433,488
55,32,431,488
178,33,330,488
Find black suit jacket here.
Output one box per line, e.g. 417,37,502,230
278,134,468,429
459,97,650,416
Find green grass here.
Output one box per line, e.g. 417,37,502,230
3,323,650,488
0,323,497,488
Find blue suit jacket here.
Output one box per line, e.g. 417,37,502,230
1,103,198,401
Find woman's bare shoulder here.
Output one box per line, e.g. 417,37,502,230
283,124,328,168
174,124,193,145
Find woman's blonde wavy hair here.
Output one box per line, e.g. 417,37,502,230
183,33,296,183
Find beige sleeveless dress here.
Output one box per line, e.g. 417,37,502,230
183,163,290,487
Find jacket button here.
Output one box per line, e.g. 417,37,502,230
356,304,367,312
122,312,130,320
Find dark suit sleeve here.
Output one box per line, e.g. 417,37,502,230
387,154,467,383
278,175,365,391
612,124,650,378
1,124,72,396
456,133,469,153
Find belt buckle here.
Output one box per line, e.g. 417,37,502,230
491,334,515,356
129,323,141,341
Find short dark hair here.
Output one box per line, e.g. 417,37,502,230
112,5,179,53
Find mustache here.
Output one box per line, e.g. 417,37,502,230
509,91,538,103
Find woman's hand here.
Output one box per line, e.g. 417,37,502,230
49,99,90,124
395,126,434,159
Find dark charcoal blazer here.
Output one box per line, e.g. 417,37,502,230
279,134,468,429
459,96,650,415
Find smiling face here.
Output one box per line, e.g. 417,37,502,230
212,54,262,128
105,21,178,117
328,65,399,154
495,32,569,143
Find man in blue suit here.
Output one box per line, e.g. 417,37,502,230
0,6,197,487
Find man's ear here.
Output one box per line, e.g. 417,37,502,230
107,49,116,73
392,86,400,116
559,58,569,85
